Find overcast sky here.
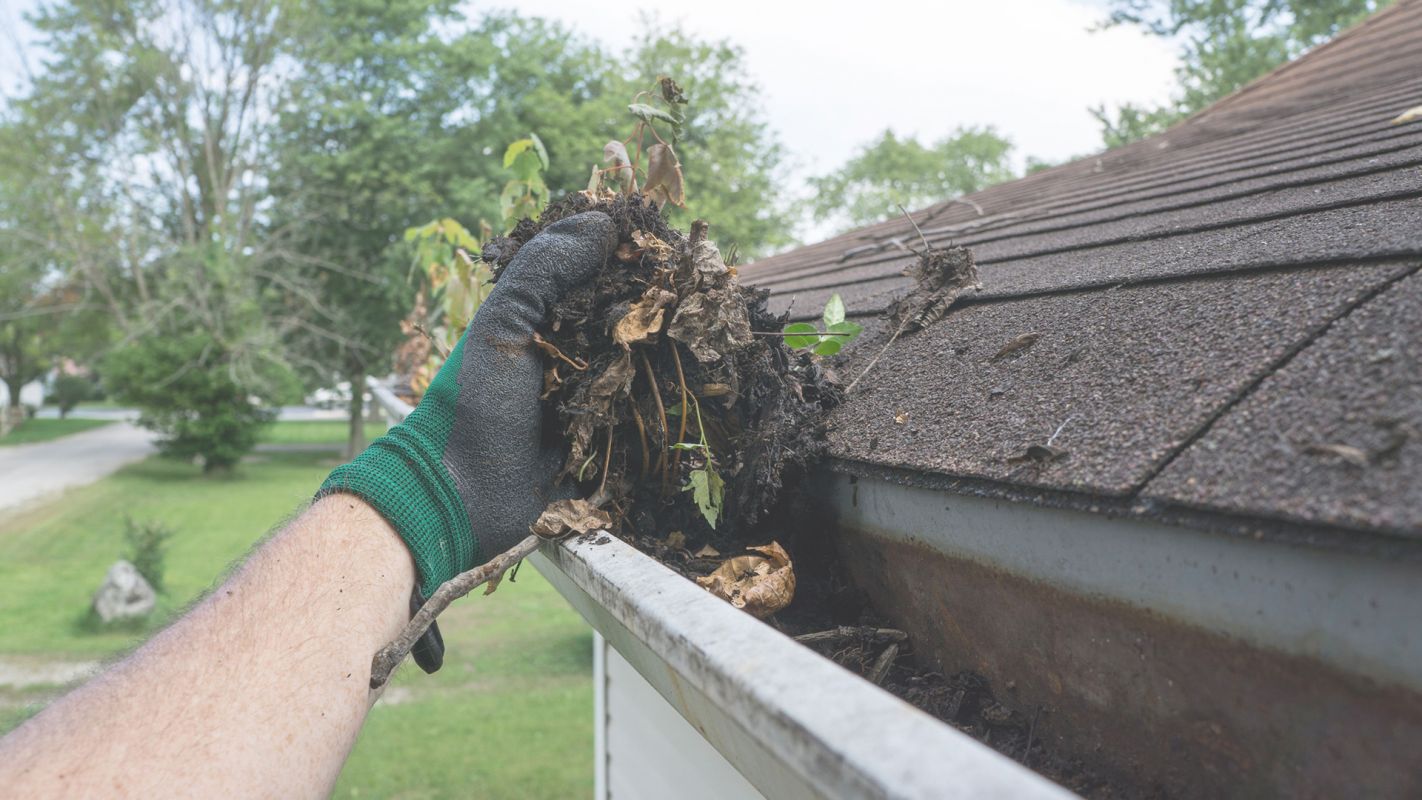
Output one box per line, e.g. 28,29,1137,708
1,1,1180,237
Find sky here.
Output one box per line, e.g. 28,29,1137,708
0,1,1181,239
488,0,1181,175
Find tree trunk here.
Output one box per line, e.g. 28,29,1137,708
345,371,366,461
3,375,22,411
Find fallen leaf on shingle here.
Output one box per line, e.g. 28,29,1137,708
893,410,909,424
1391,105,1422,125
613,288,676,347
696,542,795,618
531,498,612,538
1304,442,1369,467
1007,444,1069,465
992,333,1041,361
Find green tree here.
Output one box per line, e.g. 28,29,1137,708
806,127,1015,232
1094,0,1392,146
270,0,470,458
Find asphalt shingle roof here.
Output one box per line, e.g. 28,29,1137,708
741,0,1422,543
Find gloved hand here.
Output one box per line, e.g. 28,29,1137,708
320,211,617,672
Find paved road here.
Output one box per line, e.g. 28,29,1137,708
0,423,156,514
36,405,351,421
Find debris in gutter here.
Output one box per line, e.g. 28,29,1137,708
695,542,796,618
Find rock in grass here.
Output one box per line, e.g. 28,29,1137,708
92,560,156,622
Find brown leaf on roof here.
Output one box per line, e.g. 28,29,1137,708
887,244,981,334
992,332,1041,361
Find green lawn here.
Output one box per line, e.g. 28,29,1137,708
0,418,112,446
0,423,593,798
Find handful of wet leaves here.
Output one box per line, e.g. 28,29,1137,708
485,194,840,617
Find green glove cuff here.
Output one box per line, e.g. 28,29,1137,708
317,341,480,598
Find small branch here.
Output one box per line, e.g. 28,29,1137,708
866,643,900,686
794,626,908,645
640,351,670,490
670,343,690,475
1046,415,1075,447
412,323,450,360
629,400,651,480
370,534,540,689
598,424,614,497
844,315,912,395
897,204,932,255
1024,705,1042,767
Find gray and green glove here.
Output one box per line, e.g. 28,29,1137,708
319,212,617,669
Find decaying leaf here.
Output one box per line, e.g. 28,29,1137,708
613,288,677,347
1392,105,1422,125
1305,442,1370,467
659,75,687,105
992,333,1041,361
696,542,795,618
562,351,636,474
1007,444,1069,466
631,229,674,262
694,544,720,558
644,143,686,209
530,498,613,538
887,245,981,333
668,287,753,363
666,530,687,550
603,140,635,193
894,410,909,425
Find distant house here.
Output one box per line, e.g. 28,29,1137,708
0,379,45,410
728,2,1422,796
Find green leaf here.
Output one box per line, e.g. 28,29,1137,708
669,441,702,450
825,320,863,339
813,338,844,356
503,138,533,168
823,293,846,326
508,149,543,182
629,103,680,126
529,132,549,169
683,465,725,528
782,322,819,349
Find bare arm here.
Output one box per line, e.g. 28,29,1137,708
0,496,415,799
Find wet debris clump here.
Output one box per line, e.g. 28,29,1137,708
485,194,841,567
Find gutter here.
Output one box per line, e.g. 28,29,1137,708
366,377,1076,799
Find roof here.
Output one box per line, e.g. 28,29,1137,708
741,0,1422,547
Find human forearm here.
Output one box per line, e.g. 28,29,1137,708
0,496,415,799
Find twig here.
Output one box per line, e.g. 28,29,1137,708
897,204,933,256
629,401,651,479
670,343,690,474
1046,415,1075,447
640,351,670,489
370,534,541,689
844,314,912,395
866,643,900,686
598,424,614,497
950,196,985,216
794,626,908,645
411,323,450,360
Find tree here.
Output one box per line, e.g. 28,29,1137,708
1094,0,1392,146
806,127,1015,233
270,0,468,458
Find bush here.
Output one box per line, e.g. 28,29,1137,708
122,516,174,593
51,374,93,418
103,332,291,472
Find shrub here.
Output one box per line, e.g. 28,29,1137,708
122,516,174,593
51,374,93,418
104,332,291,472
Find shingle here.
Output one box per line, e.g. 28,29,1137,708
1145,267,1422,535
824,263,1409,495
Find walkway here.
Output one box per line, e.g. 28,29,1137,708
0,423,156,514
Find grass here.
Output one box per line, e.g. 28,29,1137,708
0,422,594,798
0,418,112,446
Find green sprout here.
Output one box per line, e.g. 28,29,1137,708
782,293,864,356
670,394,724,528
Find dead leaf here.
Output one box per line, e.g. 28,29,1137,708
668,287,753,363
1392,105,1422,125
613,288,677,347
631,229,674,262
993,333,1041,361
603,140,635,193
893,410,909,425
888,245,981,333
530,498,612,538
694,544,720,558
615,241,640,263
1007,444,1069,465
695,542,795,618
562,352,636,475
666,531,687,550
1304,442,1369,467
542,365,563,399
700,383,732,397
644,143,685,208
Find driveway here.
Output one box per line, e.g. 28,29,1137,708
0,423,156,514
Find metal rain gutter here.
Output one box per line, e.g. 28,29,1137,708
367,378,1075,799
